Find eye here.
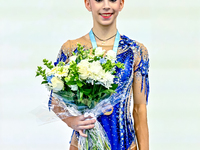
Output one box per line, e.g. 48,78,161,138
95,0,117,2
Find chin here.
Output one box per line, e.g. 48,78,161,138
99,20,115,27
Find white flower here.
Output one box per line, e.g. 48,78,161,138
56,66,69,77
69,55,77,62
77,60,90,80
47,67,58,75
69,85,78,91
106,50,117,61
89,61,103,80
95,47,105,57
101,71,115,88
51,65,69,77
51,77,64,92
104,72,115,82
64,66,70,73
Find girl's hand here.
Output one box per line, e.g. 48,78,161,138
51,97,96,137
63,115,96,137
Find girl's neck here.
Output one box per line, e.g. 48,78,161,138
92,22,117,46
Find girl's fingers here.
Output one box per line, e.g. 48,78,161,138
79,130,87,137
78,124,95,130
79,115,86,121
79,115,95,121
79,119,96,126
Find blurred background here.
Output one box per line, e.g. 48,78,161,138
0,0,200,149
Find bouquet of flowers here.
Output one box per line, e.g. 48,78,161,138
36,44,126,150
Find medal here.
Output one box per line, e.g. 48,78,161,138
103,106,114,115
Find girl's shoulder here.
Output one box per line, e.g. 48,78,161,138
120,35,147,49
61,35,92,53
56,35,92,64
120,35,148,57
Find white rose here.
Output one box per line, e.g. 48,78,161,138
77,60,90,80
69,55,77,62
69,85,78,91
51,77,64,92
106,50,117,61
95,47,105,57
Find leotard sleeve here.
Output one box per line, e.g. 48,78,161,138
132,43,150,104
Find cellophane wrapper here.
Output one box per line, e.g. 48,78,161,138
50,74,132,150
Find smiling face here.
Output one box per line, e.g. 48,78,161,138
85,0,124,27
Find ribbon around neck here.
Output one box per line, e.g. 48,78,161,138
89,29,120,53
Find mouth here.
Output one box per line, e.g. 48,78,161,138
100,13,113,19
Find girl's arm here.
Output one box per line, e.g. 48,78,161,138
133,104,149,150
132,43,149,150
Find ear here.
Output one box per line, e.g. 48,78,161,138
84,0,92,11
119,0,124,11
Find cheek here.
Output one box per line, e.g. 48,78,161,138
90,1,101,11
113,3,121,12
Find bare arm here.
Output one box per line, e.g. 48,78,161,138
132,42,150,150
133,104,149,150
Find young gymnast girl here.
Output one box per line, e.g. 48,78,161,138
52,0,149,149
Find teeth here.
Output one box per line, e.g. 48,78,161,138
102,14,111,16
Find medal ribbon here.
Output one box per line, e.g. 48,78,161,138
89,29,120,115
89,29,120,53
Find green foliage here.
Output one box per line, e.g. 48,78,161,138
74,82,118,109
76,81,83,87
67,61,79,83
94,56,100,61
101,60,124,73
57,61,65,67
75,43,91,63
43,59,54,69
35,66,47,84
116,62,125,69
101,59,114,72
84,128,111,150
92,48,95,55
41,81,48,84
36,59,54,84
56,90,75,101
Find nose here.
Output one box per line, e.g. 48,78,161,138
103,0,111,11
